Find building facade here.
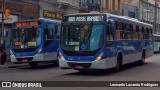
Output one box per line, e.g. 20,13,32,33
121,0,160,34
0,0,40,47
79,0,122,14
39,0,79,20
104,0,122,15
0,0,80,46
0,0,39,20
122,3,138,18
79,0,103,12
139,0,160,34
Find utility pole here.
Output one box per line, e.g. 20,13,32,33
154,0,157,34
1,0,5,44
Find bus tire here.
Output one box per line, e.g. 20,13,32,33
139,51,145,65
78,70,87,73
54,60,59,67
114,54,122,72
29,62,38,68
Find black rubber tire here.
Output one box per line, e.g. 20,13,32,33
139,53,145,65
54,60,59,67
78,70,87,73
0,59,5,65
29,62,38,68
114,58,122,72
0,54,6,65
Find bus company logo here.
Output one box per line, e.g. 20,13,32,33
2,82,11,87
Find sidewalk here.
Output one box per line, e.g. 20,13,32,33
0,61,29,69
0,62,12,68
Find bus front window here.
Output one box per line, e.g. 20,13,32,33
11,26,41,49
61,24,103,51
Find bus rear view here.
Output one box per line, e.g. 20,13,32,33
10,19,61,67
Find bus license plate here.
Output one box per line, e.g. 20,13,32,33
22,60,28,62
75,65,84,69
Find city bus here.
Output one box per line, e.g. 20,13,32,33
58,12,154,72
10,18,61,67
153,34,160,53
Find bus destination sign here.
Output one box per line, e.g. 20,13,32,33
65,15,104,22
15,21,39,27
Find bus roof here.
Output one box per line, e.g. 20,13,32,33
39,18,61,23
14,18,61,23
64,12,152,27
107,14,152,27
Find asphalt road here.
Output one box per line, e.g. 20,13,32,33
0,54,160,90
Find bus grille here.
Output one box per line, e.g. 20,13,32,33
67,62,92,68
16,57,33,62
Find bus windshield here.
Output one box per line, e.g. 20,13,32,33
61,23,103,51
11,26,41,49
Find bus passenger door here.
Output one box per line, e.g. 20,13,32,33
106,24,116,58
44,23,55,53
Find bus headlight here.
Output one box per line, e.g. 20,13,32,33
10,50,14,56
59,52,65,61
37,48,42,54
96,53,104,61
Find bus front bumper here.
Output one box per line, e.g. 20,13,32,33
11,53,57,63
59,57,116,70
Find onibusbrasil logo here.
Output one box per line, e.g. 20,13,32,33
1,82,42,88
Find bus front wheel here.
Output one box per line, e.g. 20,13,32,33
114,54,122,72
29,62,38,68
53,60,59,67
78,70,88,73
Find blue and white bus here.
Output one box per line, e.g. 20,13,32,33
58,12,154,72
10,18,61,67
153,34,160,53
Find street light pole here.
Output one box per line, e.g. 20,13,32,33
1,0,5,44
154,0,157,34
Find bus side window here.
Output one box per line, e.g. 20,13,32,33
117,22,125,40
149,28,153,40
107,24,114,46
133,24,137,40
142,26,145,39
45,25,54,40
54,24,61,39
126,24,133,40
139,26,143,40
116,21,121,40
44,25,54,46
136,25,139,40
120,23,126,39
145,28,149,40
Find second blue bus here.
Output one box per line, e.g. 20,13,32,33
10,18,61,67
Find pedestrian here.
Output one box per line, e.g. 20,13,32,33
0,44,7,65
